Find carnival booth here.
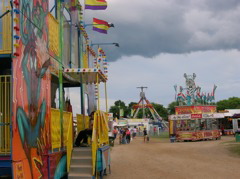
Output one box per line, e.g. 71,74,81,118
170,73,221,142
169,106,221,141
127,118,150,131
218,109,240,135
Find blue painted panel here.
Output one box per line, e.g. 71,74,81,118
0,54,11,58
0,167,12,177
0,160,11,167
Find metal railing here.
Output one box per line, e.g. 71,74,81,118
76,114,90,133
51,108,61,151
48,13,59,57
65,112,73,172
0,75,11,155
0,1,11,54
91,110,109,175
63,111,73,147
50,109,73,171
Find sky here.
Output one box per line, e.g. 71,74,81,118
70,0,240,115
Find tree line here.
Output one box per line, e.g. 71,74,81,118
109,97,240,120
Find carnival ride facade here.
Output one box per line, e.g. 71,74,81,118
0,0,111,178
132,86,168,129
169,73,221,141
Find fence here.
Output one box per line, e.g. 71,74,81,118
0,75,11,155
0,0,11,54
48,13,59,56
91,110,109,175
76,114,90,133
64,112,73,172
51,109,61,151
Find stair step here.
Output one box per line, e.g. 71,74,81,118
68,173,92,179
72,148,92,157
70,164,92,168
73,147,91,151
71,157,92,165
70,164,92,174
72,156,92,160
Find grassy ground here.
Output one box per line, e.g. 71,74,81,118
150,131,169,139
221,136,240,156
228,143,240,156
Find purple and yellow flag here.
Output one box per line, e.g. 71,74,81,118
93,18,110,34
85,0,107,10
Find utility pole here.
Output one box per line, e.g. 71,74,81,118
118,103,120,119
137,86,147,118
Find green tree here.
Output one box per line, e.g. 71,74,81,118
167,101,179,115
152,103,168,120
217,97,240,111
109,100,128,118
127,102,137,117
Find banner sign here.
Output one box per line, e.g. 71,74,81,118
127,119,149,123
169,113,223,120
191,114,202,118
175,106,216,114
176,130,220,141
169,114,191,120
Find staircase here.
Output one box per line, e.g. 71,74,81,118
68,147,93,179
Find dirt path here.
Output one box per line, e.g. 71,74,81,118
105,136,240,179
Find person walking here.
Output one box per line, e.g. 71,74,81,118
121,128,127,144
143,128,148,143
112,127,118,140
126,128,131,144
132,127,137,139
153,127,157,136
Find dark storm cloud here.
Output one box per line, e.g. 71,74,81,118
84,0,240,61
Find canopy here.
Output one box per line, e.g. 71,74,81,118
116,124,127,127
64,68,107,84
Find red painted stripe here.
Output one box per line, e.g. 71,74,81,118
0,156,11,160
93,18,109,26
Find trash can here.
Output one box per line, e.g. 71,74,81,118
235,132,240,142
170,135,176,143
109,136,115,147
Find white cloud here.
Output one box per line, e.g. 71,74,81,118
83,0,240,61
107,50,240,107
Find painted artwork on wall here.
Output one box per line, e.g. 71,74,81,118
12,0,66,178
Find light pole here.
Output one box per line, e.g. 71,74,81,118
90,42,120,48
118,103,121,119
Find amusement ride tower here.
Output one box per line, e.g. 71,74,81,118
132,87,168,128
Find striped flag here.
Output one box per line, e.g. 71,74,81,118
85,0,107,10
93,18,110,34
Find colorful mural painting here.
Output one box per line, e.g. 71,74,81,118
11,0,65,178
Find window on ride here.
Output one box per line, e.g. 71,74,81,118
51,74,59,109
0,18,2,50
48,0,56,18
63,8,71,68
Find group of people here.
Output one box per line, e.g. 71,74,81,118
112,126,149,144
74,111,150,147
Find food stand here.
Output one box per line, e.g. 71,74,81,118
170,73,221,142
169,106,222,141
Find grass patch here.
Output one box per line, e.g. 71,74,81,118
221,140,236,144
228,143,240,156
150,131,169,139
